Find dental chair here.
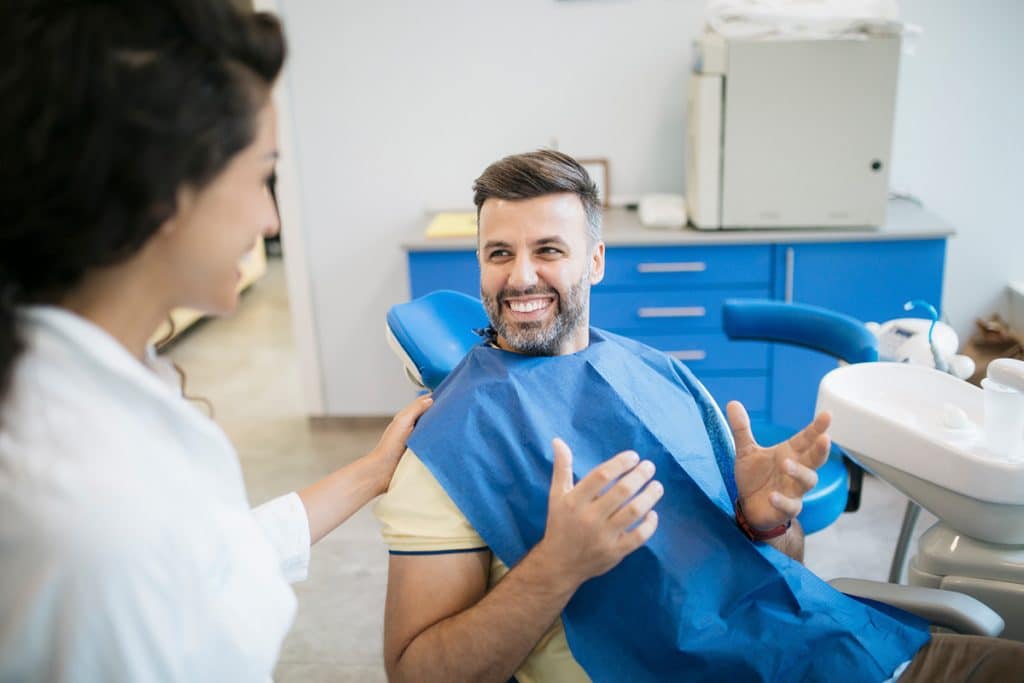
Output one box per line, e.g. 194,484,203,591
385,289,1007,637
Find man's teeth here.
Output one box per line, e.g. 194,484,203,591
508,299,549,313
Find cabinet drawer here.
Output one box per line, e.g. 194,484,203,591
620,332,770,372
698,375,767,415
601,245,772,289
592,288,771,331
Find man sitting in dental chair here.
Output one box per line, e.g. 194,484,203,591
374,151,1023,682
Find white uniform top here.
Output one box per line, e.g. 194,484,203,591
0,306,310,682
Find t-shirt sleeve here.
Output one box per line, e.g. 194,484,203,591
373,449,487,554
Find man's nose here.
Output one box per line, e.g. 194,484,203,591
507,254,539,289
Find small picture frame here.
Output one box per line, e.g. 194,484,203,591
578,158,610,208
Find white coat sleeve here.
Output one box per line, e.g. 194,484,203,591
251,492,311,583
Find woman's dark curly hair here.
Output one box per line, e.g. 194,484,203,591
0,0,286,399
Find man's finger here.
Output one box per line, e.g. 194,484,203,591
574,450,641,502
726,401,757,456
786,411,832,454
806,434,831,470
608,480,664,531
782,458,819,493
550,438,575,496
594,460,656,517
619,511,659,555
769,491,802,519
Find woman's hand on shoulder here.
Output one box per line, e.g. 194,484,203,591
370,394,433,491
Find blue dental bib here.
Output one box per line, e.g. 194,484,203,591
407,329,928,682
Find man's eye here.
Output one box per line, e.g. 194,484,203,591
489,250,511,259
539,247,564,256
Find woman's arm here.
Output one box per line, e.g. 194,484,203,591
298,394,432,544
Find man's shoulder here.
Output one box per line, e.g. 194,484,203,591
374,450,487,553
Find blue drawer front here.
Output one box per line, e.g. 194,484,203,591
619,332,770,372
408,251,479,298
697,375,767,416
602,245,772,289
591,288,771,331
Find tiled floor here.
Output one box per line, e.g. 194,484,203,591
166,256,935,682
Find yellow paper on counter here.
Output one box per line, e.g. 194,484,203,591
426,211,477,238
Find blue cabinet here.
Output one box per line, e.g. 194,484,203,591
768,239,946,429
405,236,946,426
409,251,480,299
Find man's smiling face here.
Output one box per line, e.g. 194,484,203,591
477,193,605,356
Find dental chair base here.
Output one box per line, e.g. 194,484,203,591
908,523,1024,641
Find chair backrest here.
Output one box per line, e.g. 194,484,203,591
385,290,489,389
722,299,879,364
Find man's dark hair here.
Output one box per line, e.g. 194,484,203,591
0,0,286,400
472,150,602,244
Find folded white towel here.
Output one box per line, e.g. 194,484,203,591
706,0,903,40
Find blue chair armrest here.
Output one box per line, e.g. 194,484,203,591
722,299,879,364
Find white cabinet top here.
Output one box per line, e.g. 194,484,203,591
403,197,953,251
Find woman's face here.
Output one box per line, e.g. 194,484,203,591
162,100,280,315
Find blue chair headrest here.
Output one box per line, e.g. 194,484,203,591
386,290,490,389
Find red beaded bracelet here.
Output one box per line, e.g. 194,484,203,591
735,498,791,541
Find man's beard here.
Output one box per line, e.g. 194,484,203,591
482,273,589,356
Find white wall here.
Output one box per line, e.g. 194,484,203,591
278,0,703,415
279,0,1023,416
890,0,1024,338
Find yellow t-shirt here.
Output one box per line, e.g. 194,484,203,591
374,449,590,683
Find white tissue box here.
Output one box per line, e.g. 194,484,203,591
1010,281,1024,333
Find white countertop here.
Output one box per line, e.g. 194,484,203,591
403,197,954,251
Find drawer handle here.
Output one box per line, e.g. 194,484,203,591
668,349,707,361
636,261,707,274
637,306,707,319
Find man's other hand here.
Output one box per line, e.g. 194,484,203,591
535,438,662,585
727,400,831,531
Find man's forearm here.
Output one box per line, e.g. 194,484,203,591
390,543,580,683
766,518,804,563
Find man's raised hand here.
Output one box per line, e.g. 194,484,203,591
727,401,831,531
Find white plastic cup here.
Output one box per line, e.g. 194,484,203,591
982,378,1024,460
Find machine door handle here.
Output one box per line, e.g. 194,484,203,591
636,261,707,274
667,349,707,361
637,306,707,319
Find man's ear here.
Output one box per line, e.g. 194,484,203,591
589,241,606,285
